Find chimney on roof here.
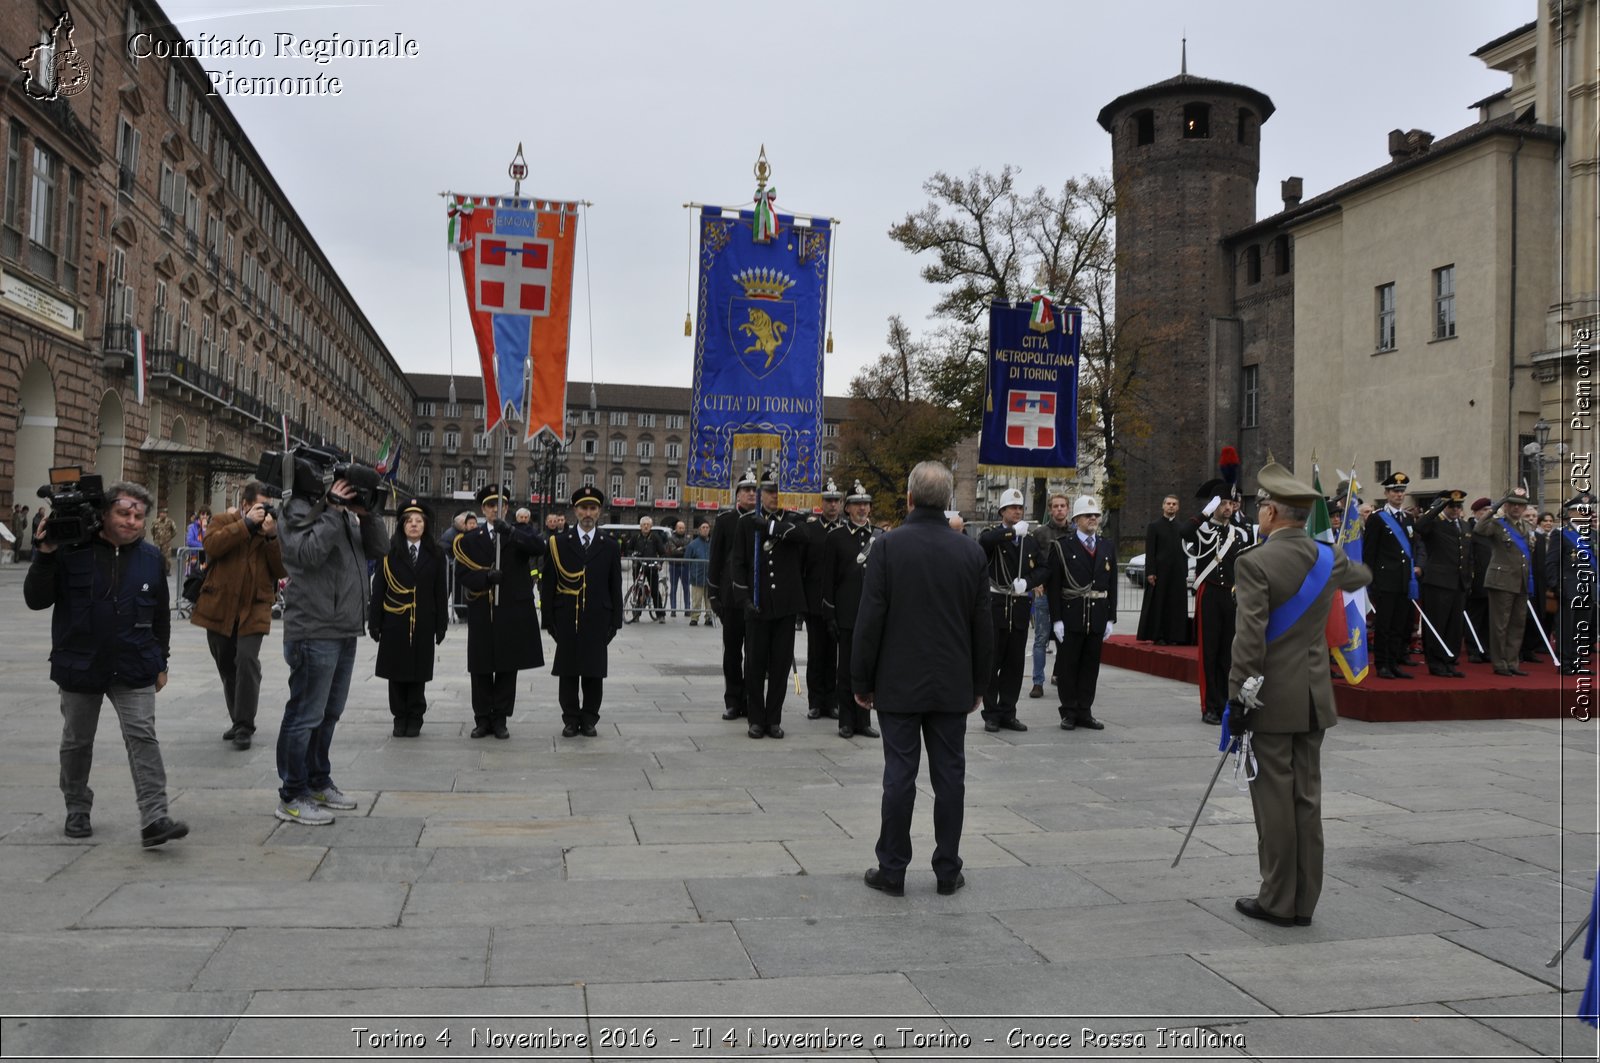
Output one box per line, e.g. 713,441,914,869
1388,128,1436,162
1281,177,1303,210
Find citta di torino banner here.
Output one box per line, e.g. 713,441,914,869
978,297,1081,475
685,206,830,509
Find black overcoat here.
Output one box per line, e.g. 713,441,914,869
727,508,808,619
453,521,545,673
540,527,624,677
370,539,449,682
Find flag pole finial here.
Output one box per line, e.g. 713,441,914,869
508,143,528,199
754,145,771,192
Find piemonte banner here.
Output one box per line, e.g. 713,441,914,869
448,194,577,440
978,295,1081,475
686,206,831,509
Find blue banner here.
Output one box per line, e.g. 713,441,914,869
687,208,829,506
978,299,1080,472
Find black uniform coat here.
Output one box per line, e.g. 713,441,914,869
977,523,1048,628
851,506,992,712
819,521,880,631
1045,534,1118,633
727,508,808,618
540,527,624,677
706,507,747,615
803,516,845,614
1416,504,1473,591
370,537,449,683
453,520,545,673
1361,506,1418,595
1137,515,1189,643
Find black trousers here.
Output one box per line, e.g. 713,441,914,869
982,613,1029,723
558,675,603,728
835,627,872,732
387,680,427,720
875,709,967,883
1054,630,1104,720
206,629,264,734
743,614,796,728
1195,582,1235,717
470,671,517,723
1420,585,1465,670
719,605,748,712
805,614,838,711
1371,587,1412,668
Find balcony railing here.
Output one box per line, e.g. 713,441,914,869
159,206,174,234
117,165,135,198
102,322,137,357
185,228,199,258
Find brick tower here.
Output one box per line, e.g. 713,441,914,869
1098,70,1274,526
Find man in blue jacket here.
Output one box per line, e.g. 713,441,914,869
25,480,189,847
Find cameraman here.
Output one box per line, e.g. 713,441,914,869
24,481,189,847
192,482,286,751
274,475,389,826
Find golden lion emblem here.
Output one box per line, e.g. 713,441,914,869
739,308,787,369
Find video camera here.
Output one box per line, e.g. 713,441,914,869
36,466,106,548
255,445,389,514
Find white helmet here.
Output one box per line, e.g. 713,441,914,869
1071,495,1102,519
996,488,1026,510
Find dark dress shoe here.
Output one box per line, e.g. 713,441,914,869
392,720,407,736
936,872,966,896
405,720,422,737
1077,716,1105,730
1493,667,1516,676
838,726,854,739
1059,718,1076,731
140,817,190,848
222,725,239,741
747,724,765,739
1468,654,1490,664
1447,669,1466,678
470,724,491,738
64,812,92,839
823,707,839,719
766,726,784,739
1028,684,1044,699
857,725,879,738
721,708,745,721
1428,667,1452,677
1390,669,1413,680
561,725,579,737
983,720,1000,733
998,718,1028,732
492,723,510,739
1376,667,1398,679
806,708,823,719
1201,710,1221,725
1234,896,1296,927
580,725,598,737
233,731,252,750
1521,652,1540,662
863,867,904,897
1294,915,1313,926
1508,667,1529,677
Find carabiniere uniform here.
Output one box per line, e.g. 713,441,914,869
1181,478,1255,724
1361,471,1419,678
728,473,808,738
977,520,1047,729
801,481,847,720
819,486,881,738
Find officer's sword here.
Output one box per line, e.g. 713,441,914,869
1411,601,1456,660
1173,675,1263,869
1462,611,1486,656
1548,912,1591,967
1525,598,1561,668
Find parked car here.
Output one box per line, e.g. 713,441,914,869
1125,552,1197,588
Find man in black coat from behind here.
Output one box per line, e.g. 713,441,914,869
541,486,624,736
853,461,992,897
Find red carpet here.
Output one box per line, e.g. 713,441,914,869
1101,636,1581,722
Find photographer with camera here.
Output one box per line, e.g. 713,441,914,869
24,479,189,847
273,469,389,826
191,482,286,751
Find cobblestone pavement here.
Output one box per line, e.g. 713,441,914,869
0,564,1594,1061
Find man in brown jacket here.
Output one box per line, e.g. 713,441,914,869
192,482,286,749
1471,487,1537,676
1229,461,1371,928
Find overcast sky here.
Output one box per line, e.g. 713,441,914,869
156,0,1523,398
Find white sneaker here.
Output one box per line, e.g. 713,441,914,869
275,797,334,826
309,785,357,811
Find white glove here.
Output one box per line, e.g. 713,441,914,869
1202,495,1222,517
1103,621,1115,640
1012,577,1028,594
1013,520,1029,538
1052,621,1064,641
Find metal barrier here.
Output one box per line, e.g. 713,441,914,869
170,546,201,618
622,556,713,623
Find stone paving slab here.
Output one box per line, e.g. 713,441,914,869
79,881,408,928
1191,883,1477,944
565,841,801,880
0,990,251,1061
48,841,327,883
413,845,567,883
569,786,761,815
490,922,756,985
1442,923,1589,992
1070,853,1330,905
989,825,1226,866
0,929,226,990
733,912,1045,978
193,927,491,990
1209,1003,1546,1061
1343,808,1564,844
1383,870,1590,929
403,880,696,927
417,814,638,848
780,831,1026,876
265,814,425,848
367,789,572,820
1169,817,1413,856
1446,991,1592,1061
631,809,849,844
0,843,89,881
0,882,117,930
994,899,1266,962
1325,840,1557,890
310,847,437,882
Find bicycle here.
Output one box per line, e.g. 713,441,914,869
624,561,663,624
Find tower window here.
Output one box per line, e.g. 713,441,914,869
1132,109,1154,146
1183,103,1210,139
1237,108,1256,144
1245,245,1261,285
1273,234,1291,275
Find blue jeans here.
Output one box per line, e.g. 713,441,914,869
276,637,356,803
1031,593,1051,685
669,562,690,611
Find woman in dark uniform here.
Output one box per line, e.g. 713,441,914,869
370,497,449,736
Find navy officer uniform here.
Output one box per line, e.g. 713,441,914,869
727,467,808,738
453,483,545,739
977,487,1048,732
540,485,624,737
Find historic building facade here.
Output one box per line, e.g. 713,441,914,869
0,0,413,526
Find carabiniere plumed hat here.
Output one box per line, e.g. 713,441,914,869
1564,491,1596,511
1380,472,1411,492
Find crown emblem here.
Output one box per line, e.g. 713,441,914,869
733,268,795,301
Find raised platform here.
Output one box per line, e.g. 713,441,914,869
1101,636,1578,723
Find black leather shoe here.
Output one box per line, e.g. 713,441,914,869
857,725,879,738
580,725,598,737
492,723,510,739
64,812,92,839
863,867,904,897
233,731,252,750
392,720,407,736
747,724,764,739
1201,710,1221,725
1428,668,1452,677
1494,667,1516,677
936,872,966,896
1376,667,1398,679
561,725,579,737
1447,669,1466,678
998,718,1028,732
823,707,840,719
983,720,1000,733
405,720,422,737
766,726,784,739
721,708,745,721
1234,896,1296,927
140,817,190,848
1059,718,1076,731
470,724,491,738
1294,915,1313,926
1390,669,1413,680
806,708,823,719
222,726,239,741
1028,684,1044,699
1077,716,1105,730
1508,667,1529,677
838,726,854,739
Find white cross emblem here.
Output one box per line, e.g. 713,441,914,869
476,235,554,317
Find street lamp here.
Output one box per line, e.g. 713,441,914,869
1522,418,1565,514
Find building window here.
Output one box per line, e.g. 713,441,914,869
637,413,657,428
608,410,628,426
1133,109,1155,146
554,472,568,500
473,468,487,491
1376,283,1396,352
664,441,682,463
1245,245,1261,285
418,428,433,450
1237,108,1256,144
666,414,685,430
581,409,598,425
1374,460,1391,485
108,246,132,325
581,436,598,458
2,124,22,259
637,440,654,461
664,475,678,501
1433,265,1456,339
417,401,435,416
443,429,460,452
1242,364,1260,429
115,117,140,198
609,438,626,459
609,473,623,500
443,468,457,495
27,143,58,278
1273,235,1291,275
638,475,652,503
823,449,838,468
62,170,80,292
504,433,515,454
1421,456,1440,479
824,422,839,438
1182,102,1210,139
418,465,431,493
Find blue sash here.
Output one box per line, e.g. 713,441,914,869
1499,519,1535,595
1377,509,1418,600
1265,541,1335,644
1563,528,1598,579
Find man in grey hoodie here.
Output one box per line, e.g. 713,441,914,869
273,477,389,825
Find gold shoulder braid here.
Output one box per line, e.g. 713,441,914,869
547,536,587,629
380,556,418,643
452,534,494,605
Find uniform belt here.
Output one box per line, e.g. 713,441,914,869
989,585,1031,598
1062,588,1107,600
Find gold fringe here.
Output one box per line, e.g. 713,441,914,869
825,331,833,354
683,313,692,337
975,464,1079,480
451,535,493,603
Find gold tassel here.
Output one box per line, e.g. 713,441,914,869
683,313,692,337
825,330,833,354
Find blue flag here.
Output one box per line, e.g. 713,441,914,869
978,298,1080,472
